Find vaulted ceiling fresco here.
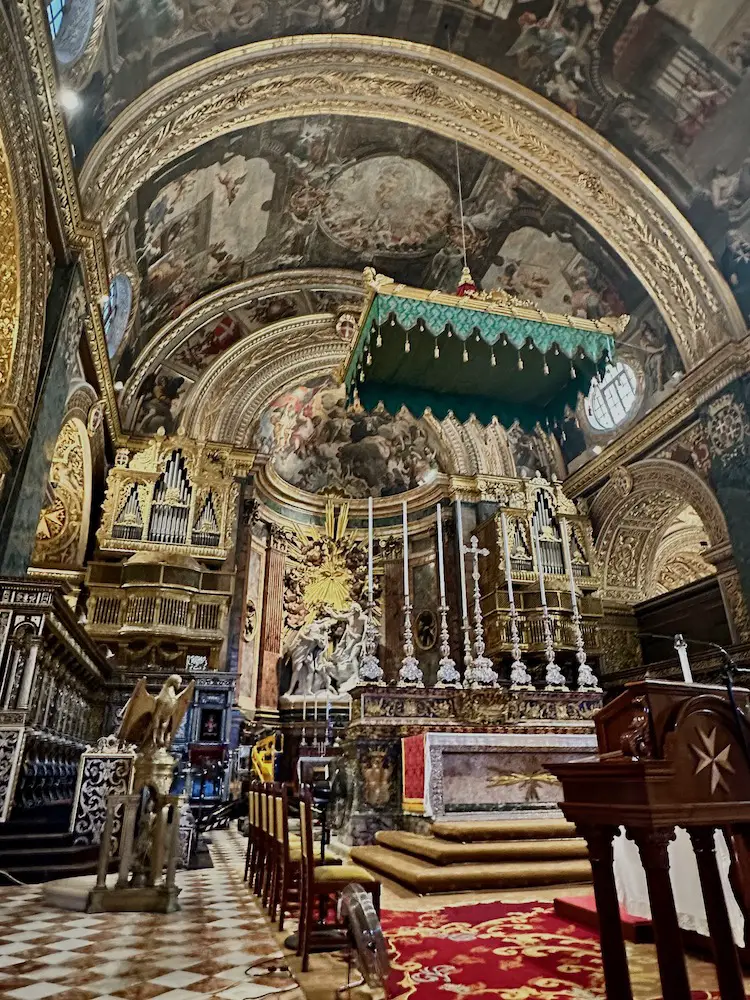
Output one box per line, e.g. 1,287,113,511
58,0,750,450
111,114,674,436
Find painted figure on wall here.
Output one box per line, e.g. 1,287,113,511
253,381,443,498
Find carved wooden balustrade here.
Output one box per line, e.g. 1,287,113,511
0,580,111,822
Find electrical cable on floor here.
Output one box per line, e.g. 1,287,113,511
243,952,298,995
0,868,31,886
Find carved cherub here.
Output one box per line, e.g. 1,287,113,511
117,674,195,752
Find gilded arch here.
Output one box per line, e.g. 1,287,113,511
121,268,364,417
80,35,746,372
593,459,729,604
0,6,48,454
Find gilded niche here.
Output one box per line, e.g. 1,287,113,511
32,418,90,568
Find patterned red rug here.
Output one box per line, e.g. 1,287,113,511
381,899,718,1000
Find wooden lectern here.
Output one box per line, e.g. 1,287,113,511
552,679,750,1000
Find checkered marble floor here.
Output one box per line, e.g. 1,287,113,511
0,829,305,1000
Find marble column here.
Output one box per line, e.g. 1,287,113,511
700,377,750,619
256,524,287,720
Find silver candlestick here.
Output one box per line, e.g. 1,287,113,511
435,602,462,688
572,610,600,691
542,608,567,690
359,600,385,686
461,614,474,677
508,598,533,689
398,600,424,687
463,535,498,688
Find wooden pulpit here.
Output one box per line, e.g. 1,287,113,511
552,679,750,1000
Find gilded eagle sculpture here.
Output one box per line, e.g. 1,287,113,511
118,674,195,752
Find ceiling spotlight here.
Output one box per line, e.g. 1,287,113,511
58,88,81,114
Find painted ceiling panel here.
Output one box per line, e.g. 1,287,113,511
111,113,686,437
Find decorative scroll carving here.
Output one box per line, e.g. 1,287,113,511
71,738,136,852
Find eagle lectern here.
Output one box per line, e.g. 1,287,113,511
552,679,750,1000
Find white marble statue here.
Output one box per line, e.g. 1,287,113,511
282,602,367,696
323,602,367,693
283,619,333,696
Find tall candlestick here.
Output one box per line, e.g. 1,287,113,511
367,495,374,601
533,526,547,607
436,503,446,604
561,520,600,691
402,500,410,599
399,499,423,687
455,500,469,621
435,501,460,687
500,511,533,689
361,497,385,685
559,518,578,615
533,525,567,690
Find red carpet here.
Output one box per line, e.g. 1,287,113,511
381,899,718,999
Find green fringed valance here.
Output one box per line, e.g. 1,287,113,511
342,271,623,431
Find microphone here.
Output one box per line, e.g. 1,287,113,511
637,631,741,672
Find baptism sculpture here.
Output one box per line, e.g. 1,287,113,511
283,602,367,696
87,675,194,913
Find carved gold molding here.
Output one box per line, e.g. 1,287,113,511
79,34,746,370
0,5,47,455
14,0,121,440
122,268,364,413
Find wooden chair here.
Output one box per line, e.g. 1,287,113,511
243,784,258,882
297,785,381,972
254,783,270,897
262,782,278,908
271,783,305,929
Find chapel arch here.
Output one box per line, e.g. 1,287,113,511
593,459,730,605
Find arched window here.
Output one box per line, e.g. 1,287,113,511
46,0,68,38
584,361,638,432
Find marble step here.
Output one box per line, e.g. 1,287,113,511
375,830,588,865
350,844,591,894
431,817,577,842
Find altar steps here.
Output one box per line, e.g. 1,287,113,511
371,830,587,864
430,817,577,841
349,817,591,894
349,843,591,894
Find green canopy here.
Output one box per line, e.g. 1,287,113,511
342,271,624,430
